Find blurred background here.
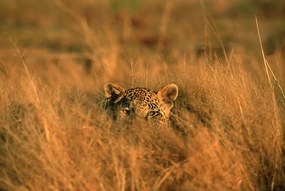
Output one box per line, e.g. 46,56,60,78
0,0,284,81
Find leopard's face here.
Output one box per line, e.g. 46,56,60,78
104,82,178,127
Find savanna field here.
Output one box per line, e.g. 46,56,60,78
0,0,285,190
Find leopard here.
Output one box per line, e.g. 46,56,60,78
103,82,178,127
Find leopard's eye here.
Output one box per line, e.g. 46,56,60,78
121,108,131,115
147,111,158,117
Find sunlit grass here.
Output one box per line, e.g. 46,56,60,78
0,46,284,190
0,0,285,190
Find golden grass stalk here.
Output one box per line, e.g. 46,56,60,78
255,16,285,102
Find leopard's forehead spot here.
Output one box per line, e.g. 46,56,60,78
125,88,157,101
118,87,162,114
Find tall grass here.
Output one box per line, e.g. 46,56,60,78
0,45,284,190
1,0,285,190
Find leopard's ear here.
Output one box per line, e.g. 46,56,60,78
157,83,178,104
104,82,125,102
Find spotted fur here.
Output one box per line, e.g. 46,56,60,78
104,82,178,127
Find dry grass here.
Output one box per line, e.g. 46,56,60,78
1,0,285,191
0,49,284,190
